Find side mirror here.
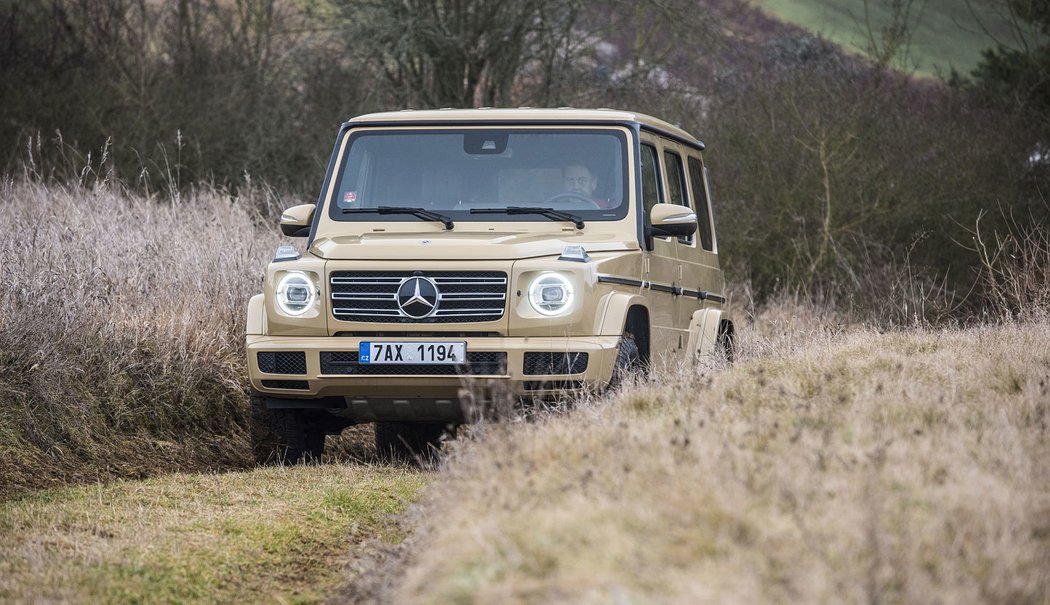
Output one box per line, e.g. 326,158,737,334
279,204,315,237
649,203,697,238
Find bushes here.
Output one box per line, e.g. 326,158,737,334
3,2,1046,315
0,0,370,192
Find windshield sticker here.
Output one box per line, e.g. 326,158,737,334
343,191,358,204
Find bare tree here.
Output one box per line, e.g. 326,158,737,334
340,0,585,108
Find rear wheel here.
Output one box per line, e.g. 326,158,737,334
717,319,735,364
249,395,325,465
374,422,448,463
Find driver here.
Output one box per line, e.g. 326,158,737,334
561,164,610,208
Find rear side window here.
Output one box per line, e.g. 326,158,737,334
663,150,692,244
687,156,714,251
663,150,686,206
640,144,662,215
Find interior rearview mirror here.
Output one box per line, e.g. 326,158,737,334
649,203,697,238
279,204,315,237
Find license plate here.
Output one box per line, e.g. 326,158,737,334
359,341,466,365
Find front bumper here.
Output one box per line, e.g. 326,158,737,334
246,334,621,421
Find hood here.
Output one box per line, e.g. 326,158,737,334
310,230,638,260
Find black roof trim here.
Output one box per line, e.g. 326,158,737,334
639,125,706,151
341,119,706,150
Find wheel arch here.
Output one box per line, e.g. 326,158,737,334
687,308,731,359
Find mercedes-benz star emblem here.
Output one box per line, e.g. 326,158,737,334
396,277,439,319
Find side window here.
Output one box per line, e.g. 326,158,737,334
663,150,691,244
663,150,686,206
640,144,662,215
687,156,714,251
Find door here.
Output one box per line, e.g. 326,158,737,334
683,153,722,302
639,136,680,362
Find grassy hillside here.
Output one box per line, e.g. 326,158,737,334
750,0,1027,76
391,319,1050,603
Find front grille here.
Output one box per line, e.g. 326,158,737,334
261,379,310,390
257,351,307,375
523,352,589,375
320,351,507,376
330,271,507,323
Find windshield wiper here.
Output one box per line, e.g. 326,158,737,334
470,206,584,229
342,206,454,230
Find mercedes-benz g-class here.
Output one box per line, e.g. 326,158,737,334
246,108,732,463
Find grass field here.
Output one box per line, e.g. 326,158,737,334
391,319,1050,603
1,177,1047,602
0,464,425,604
2,297,1047,602
750,0,1031,76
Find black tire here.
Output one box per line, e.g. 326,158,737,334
374,422,448,463
249,395,325,465
610,333,641,388
717,320,735,364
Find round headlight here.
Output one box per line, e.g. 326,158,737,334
528,273,574,316
276,271,316,316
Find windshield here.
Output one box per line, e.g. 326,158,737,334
328,128,629,223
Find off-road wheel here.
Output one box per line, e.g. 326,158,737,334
610,333,642,388
375,422,448,463
249,395,325,465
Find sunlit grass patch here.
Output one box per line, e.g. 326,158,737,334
0,465,426,604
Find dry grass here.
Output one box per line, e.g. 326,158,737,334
4,177,1049,603
0,464,426,604
0,178,284,496
969,205,1050,323
393,313,1050,604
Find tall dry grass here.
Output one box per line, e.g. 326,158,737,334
969,204,1050,322
0,177,282,496
392,312,1050,603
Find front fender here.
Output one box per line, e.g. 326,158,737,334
246,294,266,336
597,292,650,336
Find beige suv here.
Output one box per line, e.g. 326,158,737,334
246,108,732,463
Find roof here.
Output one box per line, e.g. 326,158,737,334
346,108,703,149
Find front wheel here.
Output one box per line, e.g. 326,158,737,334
610,333,642,388
249,395,325,465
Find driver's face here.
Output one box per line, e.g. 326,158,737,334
564,166,597,197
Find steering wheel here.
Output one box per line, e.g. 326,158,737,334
541,192,601,208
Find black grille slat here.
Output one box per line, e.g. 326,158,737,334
261,379,310,390
522,352,589,376
334,331,502,338
330,271,507,324
257,351,307,375
320,351,507,376
524,380,585,391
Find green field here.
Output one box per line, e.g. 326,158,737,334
751,0,1031,76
